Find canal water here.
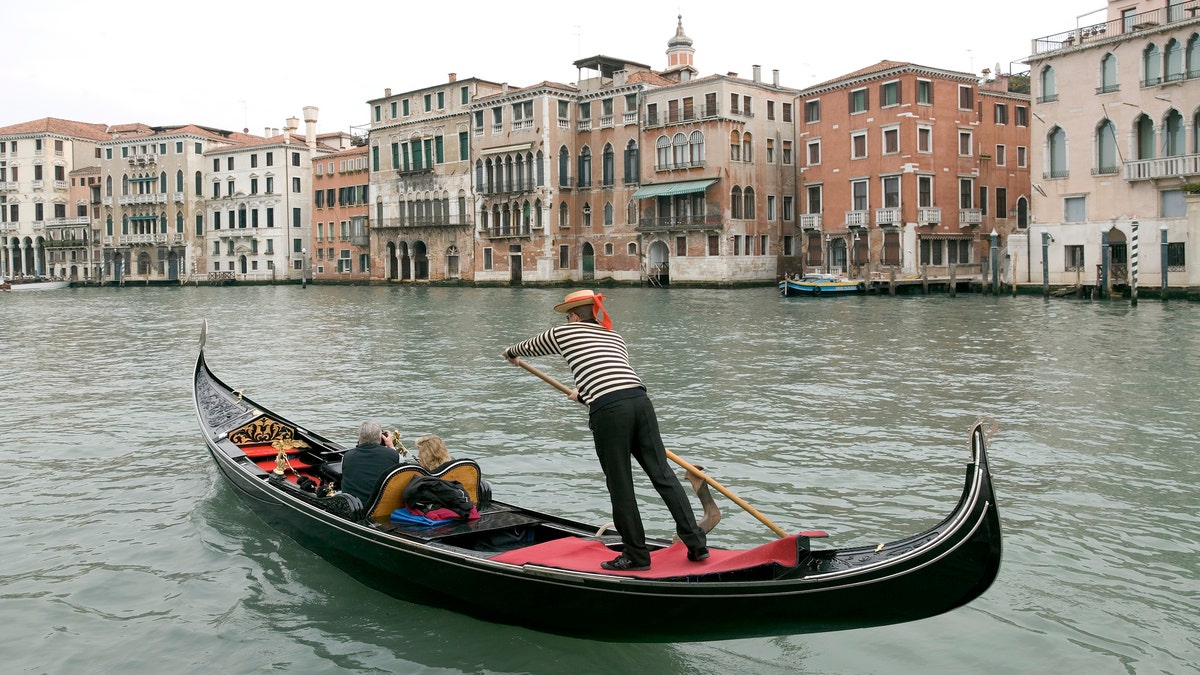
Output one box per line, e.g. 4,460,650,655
1,285,1196,674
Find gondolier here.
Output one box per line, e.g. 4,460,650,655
503,290,708,571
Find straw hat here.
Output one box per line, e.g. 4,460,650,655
554,289,601,313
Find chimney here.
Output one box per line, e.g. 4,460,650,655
265,127,272,137
772,69,780,87
727,72,738,78
384,88,392,97
303,106,318,150
752,65,761,83
502,82,508,95
448,72,457,82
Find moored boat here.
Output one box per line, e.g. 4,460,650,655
779,274,865,296
193,322,1002,641
2,277,70,291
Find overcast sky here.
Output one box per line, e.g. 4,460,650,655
5,0,1104,137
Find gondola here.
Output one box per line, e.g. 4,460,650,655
193,323,1002,642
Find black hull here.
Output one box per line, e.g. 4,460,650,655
194,324,1001,641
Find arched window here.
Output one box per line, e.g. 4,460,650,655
744,187,755,219
624,140,639,183
559,200,569,228
515,154,525,191
526,152,535,188
106,175,113,197
1165,39,1183,82
534,199,543,229
689,131,705,164
602,143,614,186
1143,44,1162,86
194,171,201,194
536,150,545,186
505,155,514,192
1187,34,1200,79
1097,120,1118,174
626,199,638,224
1164,109,1184,156
577,147,592,187
731,186,743,218
742,133,752,163
121,174,129,195
1135,114,1156,160
475,159,484,191
480,207,489,231
176,211,184,232
627,242,637,256
1194,110,1200,154
175,170,184,192
672,132,688,166
604,201,613,226
1048,126,1067,177
1040,66,1057,101
582,202,592,227
656,135,671,168
1099,53,1118,93
558,146,570,187
730,131,741,161
159,171,167,193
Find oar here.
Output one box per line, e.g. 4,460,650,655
511,357,789,539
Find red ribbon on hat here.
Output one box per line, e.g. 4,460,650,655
592,293,613,330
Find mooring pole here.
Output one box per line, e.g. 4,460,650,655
1041,228,1051,299
1160,224,1169,303
1130,219,1139,306
990,229,999,295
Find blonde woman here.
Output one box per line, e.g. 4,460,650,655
415,434,453,472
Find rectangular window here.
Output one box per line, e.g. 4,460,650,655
880,81,900,107
849,88,868,113
374,105,381,122
959,130,973,156
918,125,932,153
767,100,775,120
782,102,792,122
424,94,432,111
437,91,444,109
1065,245,1085,271
708,234,719,256
1017,146,1028,167
979,186,988,216
807,139,821,165
1015,106,1028,127
291,152,300,167
852,180,868,211
995,145,1006,166
266,152,273,166
1064,196,1086,222
391,101,397,118
462,85,469,104
1167,242,1185,268
459,132,468,162
958,85,974,110
851,131,868,159
918,175,933,207
403,99,410,116
558,245,569,268
807,184,822,214
883,175,900,207
783,195,794,221
767,195,777,221
994,103,1008,125
996,188,1008,219
782,141,793,165
766,138,775,163
805,99,820,123
960,179,974,208
882,126,899,154
293,208,301,228
483,247,493,270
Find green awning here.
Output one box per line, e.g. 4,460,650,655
630,178,717,199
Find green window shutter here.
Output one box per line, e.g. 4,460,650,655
459,132,468,161
412,142,422,170
435,136,444,164
372,146,379,172
392,143,399,169
402,144,410,171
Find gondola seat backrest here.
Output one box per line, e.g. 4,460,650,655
361,459,486,521
432,459,484,505
363,465,428,521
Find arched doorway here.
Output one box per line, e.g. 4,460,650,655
167,251,179,280
398,242,412,280
647,239,669,285
1107,227,1128,284
829,237,848,273
446,245,460,279
413,241,429,280
582,242,595,280
137,251,152,276
386,242,398,280
239,254,248,275
1017,196,1029,229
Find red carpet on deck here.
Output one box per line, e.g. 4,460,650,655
491,534,805,578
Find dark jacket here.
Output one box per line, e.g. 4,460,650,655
402,475,474,518
341,443,401,505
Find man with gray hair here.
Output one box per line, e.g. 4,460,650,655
341,421,403,504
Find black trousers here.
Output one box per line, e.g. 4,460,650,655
588,393,706,565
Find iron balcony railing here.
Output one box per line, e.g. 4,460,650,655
1032,1,1200,54
635,214,723,232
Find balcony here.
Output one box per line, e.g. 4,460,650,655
599,115,614,127
0,222,17,232
119,193,167,205
54,180,69,190
845,210,869,228
512,119,533,131
47,217,91,226
654,159,707,172
799,213,822,230
122,233,171,245
578,120,592,131
0,181,16,191
32,180,44,190
918,207,941,225
959,209,982,227
635,214,723,233
43,239,88,248
623,111,638,125
1124,154,1200,181
480,225,532,239
875,207,901,226
1032,2,1200,55
102,196,113,206
174,192,185,203
128,153,158,166
378,215,472,229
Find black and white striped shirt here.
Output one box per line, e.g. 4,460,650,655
506,322,645,405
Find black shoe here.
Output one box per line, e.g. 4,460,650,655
687,547,710,562
601,553,650,571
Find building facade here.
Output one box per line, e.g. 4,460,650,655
796,61,1031,281
1025,0,1200,289
0,118,112,281
311,145,370,281
368,76,504,282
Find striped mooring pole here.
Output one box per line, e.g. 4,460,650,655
1130,219,1139,306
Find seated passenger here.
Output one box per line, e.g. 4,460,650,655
415,434,454,473
341,421,406,504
